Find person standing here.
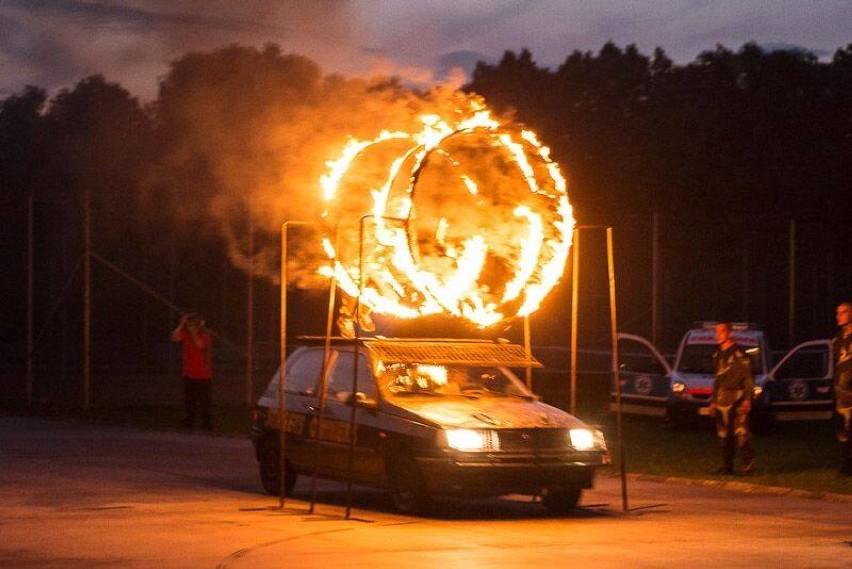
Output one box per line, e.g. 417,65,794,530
833,302,852,475
708,322,756,475
172,312,213,430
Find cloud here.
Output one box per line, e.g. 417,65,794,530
2,1,851,100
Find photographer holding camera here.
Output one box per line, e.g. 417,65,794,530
171,312,213,430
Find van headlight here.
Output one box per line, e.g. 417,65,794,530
444,429,498,451
570,428,597,451
672,380,687,398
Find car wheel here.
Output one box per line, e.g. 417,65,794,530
541,485,582,514
750,407,775,435
389,457,430,515
664,405,686,430
258,438,297,496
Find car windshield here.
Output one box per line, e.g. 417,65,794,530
376,362,533,399
677,344,764,375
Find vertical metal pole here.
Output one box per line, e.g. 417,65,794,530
83,188,91,411
247,213,254,407
651,212,659,347
345,217,368,519
523,315,532,391
607,227,628,513
310,224,338,514
788,219,796,347
278,223,288,509
570,227,580,415
742,248,749,321
27,193,34,407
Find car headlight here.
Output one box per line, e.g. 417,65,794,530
753,385,762,397
672,381,687,397
570,428,596,451
445,429,497,451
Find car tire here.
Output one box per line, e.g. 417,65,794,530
258,437,297,496
389,456,430,515
664,405,687,430
750,408,775,435
541,485,582,514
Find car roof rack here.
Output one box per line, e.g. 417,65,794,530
294,336,542,368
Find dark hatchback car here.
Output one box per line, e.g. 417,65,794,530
251,339,609,514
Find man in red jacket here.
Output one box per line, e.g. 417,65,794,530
172,312,213,430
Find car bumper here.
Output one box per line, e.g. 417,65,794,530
770,400,834,421
416,452,605,496
667,396,711,421
610,395,667,417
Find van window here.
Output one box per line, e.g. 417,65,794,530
618,339,666,375
774,347,829,380
678,344,764,375
326,351,376,401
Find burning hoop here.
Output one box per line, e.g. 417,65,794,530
320,109,574,328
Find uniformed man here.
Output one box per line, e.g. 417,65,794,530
833,302,852,475
708,322,756,475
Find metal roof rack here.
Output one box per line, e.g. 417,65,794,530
363,338,542,368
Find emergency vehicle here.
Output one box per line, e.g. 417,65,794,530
612,323,835,427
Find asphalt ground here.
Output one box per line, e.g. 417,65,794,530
1,416,851,568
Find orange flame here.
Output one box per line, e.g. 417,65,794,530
319,107,574,328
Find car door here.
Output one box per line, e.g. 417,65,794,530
612,333,673,416
313,348,384,483
279,348,329,470
764,340,834,421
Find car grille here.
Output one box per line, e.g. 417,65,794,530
496,429,570,452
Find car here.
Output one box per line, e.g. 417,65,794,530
251,338,609,514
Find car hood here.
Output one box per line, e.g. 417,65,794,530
383,396,583,429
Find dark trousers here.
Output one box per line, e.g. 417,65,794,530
836,405,852,472
715,403,755,471
183,378,212,429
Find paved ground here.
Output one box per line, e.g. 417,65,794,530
1,416,851,568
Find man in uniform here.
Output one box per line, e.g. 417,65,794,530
833,302,852,475
708,322,756,475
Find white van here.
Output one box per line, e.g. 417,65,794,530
612,323,835,427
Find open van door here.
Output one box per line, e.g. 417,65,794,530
611,333,673,417
763,340,834,422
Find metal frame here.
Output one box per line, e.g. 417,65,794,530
569,225,628,512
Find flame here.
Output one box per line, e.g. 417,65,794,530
319,106,575,328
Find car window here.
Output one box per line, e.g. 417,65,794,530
377,362,532,398
326,351,376,401
285,350,326,395
774,346,829,380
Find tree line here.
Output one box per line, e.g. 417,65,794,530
1,40,851,378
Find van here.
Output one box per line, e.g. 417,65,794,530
251,338,609,514
665,323,771,427
612,323,836,427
